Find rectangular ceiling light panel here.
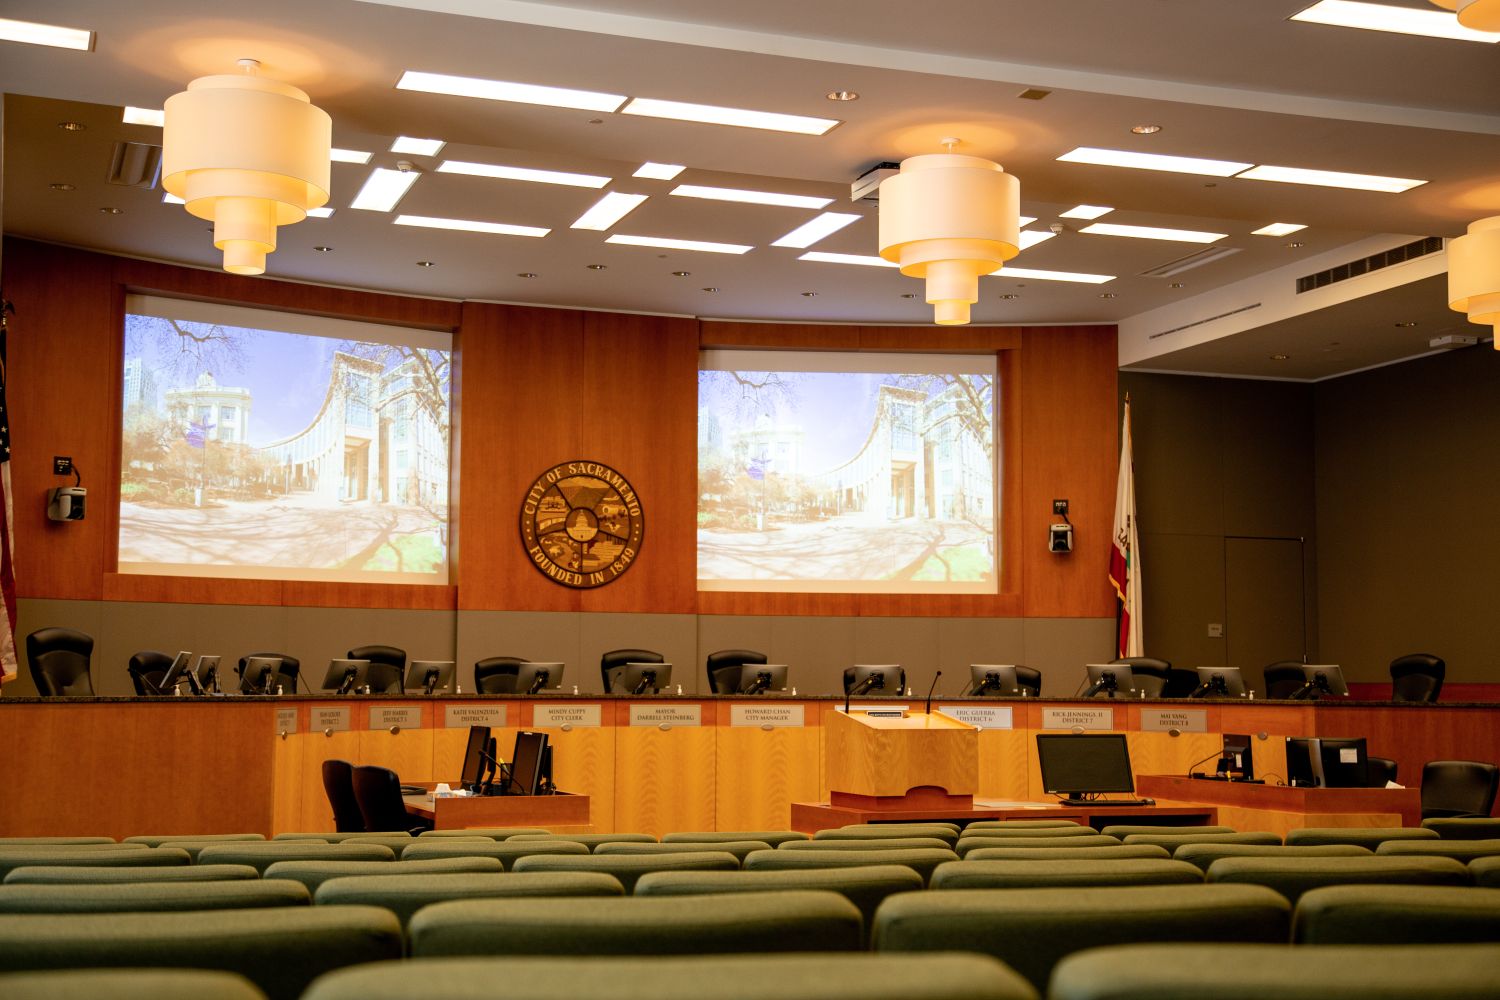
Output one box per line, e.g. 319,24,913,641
672,184,833,210
1290,0,1500,43
0,16,93,50
798,251,896,267
122,106,165,127
606,234,753,254
1251,222,1307,237
1017,230,1056,250
1237,164,1426,193
395,214,549,237
350,168,421,212
1059,204,1114,220
1058,146,1253,177
397,70,628,111
634,162,686,180
991,266,1115,284
571,192,649,230
391,137,446,156
330,148,373,164
771,213,861,248
438,160,610,188
622,97,839,135
1080,222,1227,243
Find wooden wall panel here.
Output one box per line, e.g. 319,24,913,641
714,702,822,831
103,573,284,606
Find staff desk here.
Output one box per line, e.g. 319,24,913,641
1136,774,1424,835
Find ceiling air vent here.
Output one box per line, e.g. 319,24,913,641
1137,245,1241,278
1295,236,1443,294
107,141,162,188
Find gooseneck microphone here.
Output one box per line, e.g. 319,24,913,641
925,670,942,716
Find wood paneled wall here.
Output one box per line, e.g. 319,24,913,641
4,238,1116,619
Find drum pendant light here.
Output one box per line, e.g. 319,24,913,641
1447,216,1500,348
878,142,1020,326
162,59,332,276
1429,0,1500,32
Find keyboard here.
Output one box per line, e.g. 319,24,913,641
399,785,427,796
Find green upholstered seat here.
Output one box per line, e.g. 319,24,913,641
1294,884,1500,944
1284,826,1440,849
275,833,404,842
662,830,809,847
316,871,625,926
1049,942,1500,999
873,883,1289,993
409,891,862,957
1422,818,1500,841
634,865,924,946
401,839,590,868
0,969,268,1000
417,828,553,840
4,863,261,885
1123,831,1281,849
782,837,954,853
1175,843,1371,872
508,833,656,850
959,836,1121,854
301,953,1040,1000
961,819,1085,833
0,879,311,913
1469,856,1500,887
1205,855,1471,902
510,851,739,891
595,840,772,863
124,833,266,847
928,859,1204,890
264,857,504,894
0,847,189,881
114,839,279,862
0,905,402,1000
318,836,435,855
0,837,117,846
818,824,959,844
744,847,959,886
1101,824,1235,838
1376,839,1500,863
959,825,1103,841
197,842,396,875
963,845,1171,862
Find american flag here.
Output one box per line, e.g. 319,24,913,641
0,301,15,684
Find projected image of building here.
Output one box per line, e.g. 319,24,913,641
165,372,252,444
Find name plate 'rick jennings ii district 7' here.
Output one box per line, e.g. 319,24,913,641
520,461,644,589
1041,707,1114,731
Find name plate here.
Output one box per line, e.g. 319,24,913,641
275,707,299,735
731,704,805,728
1042,707,1114,731
533,704,602,728
629,704,702,727
311,706,351,733
1140,708,1208,733
938,705,1014,730
444,705,507,729
369,705,422,730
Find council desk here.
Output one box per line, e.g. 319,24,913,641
0,695,1496,840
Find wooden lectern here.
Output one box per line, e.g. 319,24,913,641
824,709,978,811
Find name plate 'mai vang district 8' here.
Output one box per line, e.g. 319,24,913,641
1140,708,1208,733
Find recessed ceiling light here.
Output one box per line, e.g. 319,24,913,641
307,207,335,219
634,162,686,180
587,118,604,125
438,160,610,189
1270,353,1289,361
571,192,649,231
1291,0,1499,43
122,106,165,127
799,251,895,268
350,167,421,212
671,184,833,210
801,291,818,297
1018,88,1051,100
1080,222,1227,243
1286,241,1306,248
1017,230,1056,250
586,264,607,270
671,271,691,277
313,246,333,253
1131,124,1162,135
99,207,122,215
826,90,859,101
517,272,538,278
989,266,1116,284
396,70,628,112
330,148,373,165
57,121,85,131
1252,222,1307,237
395,214,550,237
1394,321,1419,327
1059,205,1114,220
1237,164,1426,193
390,137,446,156
416,260,437,268
1099,292,1118,299
702,287,719,292
900,293,917,298
1170,282,1185,289
621,97,840,135
998,293,1019,300
0,16,93,50
1058,146,1252,177
607,234,752,254
771,212,861,248
48,182,74,191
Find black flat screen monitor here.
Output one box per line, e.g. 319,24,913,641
849,664,902,697
406,660,455,695
969,664,1019,696
618,662,672,694
1084,663,1134,698
157,651,194,694
1286,736,1368,788
322,659,372,694
508,731,550,795
241,656,283,694
188,654,218,695
515,662,565,695
1220,733,1254,780
459,725,491,789
739,664,788,694
1036,733,1136,802
1299,664,1350,698
1194,666,1247,698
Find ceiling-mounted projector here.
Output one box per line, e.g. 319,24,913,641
850,162,900,202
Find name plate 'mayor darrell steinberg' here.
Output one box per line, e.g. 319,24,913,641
629,704,702,727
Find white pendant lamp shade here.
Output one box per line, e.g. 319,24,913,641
162,72,332,276
879,153,1020,325
1430,0,1500,31
1447,216,1500,349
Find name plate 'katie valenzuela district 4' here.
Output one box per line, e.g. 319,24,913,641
520,461,644,589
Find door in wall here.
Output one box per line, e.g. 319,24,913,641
1224,536,1307,687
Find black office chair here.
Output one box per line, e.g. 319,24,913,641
236,652,301,694
351,764,432,833
1112,657,1171,697
1390,653,1445,703
601,648,664,693
705,649,768,694
842,666,908,695
347,645,406,694
322,759,366,832
1367,756,1399,788
474,656,528,694
1421,760,1500,819
1263,661,1307,700
1161,667,1200,699
1015,666,1042,697
25,627,95,697
126,650,174,696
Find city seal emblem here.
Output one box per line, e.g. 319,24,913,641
520,461,644,588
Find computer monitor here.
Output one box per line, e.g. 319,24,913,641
406,660,455,695
738,664,788,695
514,662,565,695
1318,737,1369,788
1083,663,1134,698
1294,664,1349,699
241,656,283,695
459,725,491,790
618,662,672,695
156,651,195,695
1219,733,1255,780
1035,734,1136,804
187,655,219,696
507,731,550,796
848,664,903,697
1192,666,1247,699
322,659,373,695
969,664,1020,697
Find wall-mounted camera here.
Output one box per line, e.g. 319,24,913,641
1048,521,1073,554
48,486,87,521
